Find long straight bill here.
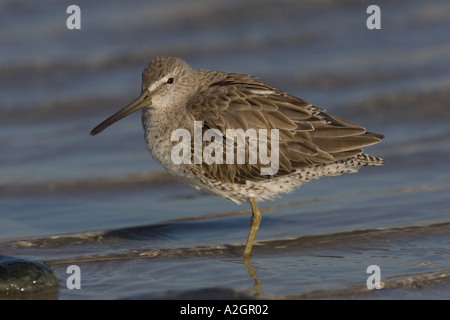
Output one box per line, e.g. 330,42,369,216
90,91,151,136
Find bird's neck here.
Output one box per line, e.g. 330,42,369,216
141,106,193,167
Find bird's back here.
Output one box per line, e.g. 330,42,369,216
183,71,383,187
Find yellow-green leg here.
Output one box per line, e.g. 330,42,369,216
243,197,262,258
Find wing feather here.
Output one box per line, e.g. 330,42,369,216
186,73,383,184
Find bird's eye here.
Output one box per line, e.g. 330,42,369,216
166,77,174,84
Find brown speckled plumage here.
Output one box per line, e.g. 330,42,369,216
91,57,384,258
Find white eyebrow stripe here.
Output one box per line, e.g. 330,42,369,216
147,78,166,92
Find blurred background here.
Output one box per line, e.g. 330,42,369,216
1,0,449,299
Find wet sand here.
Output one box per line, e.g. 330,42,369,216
1,0,450,299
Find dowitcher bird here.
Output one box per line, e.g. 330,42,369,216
91,57,383,258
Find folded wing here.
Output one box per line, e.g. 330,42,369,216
186,73,384,184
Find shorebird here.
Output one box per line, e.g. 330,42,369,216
91,57,383,258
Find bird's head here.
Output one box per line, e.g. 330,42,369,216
90,57,194,136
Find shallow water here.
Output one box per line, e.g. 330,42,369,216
1,0,450,300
